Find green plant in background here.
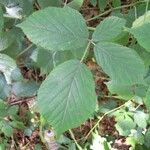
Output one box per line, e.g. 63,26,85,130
0,100,25,149
0,0,150,149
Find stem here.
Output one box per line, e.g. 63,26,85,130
52,51,57,68
134,6,137,19
17,44,34,58
35,2,41,10
39,120,45,144
84,101,131,140
144,0,149,22
80,41,91,63
69,130,82,150
64,0,68,6
86,1,145,22
87,27,96,31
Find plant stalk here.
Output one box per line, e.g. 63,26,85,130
84,101,131,140
17,44,34,58
86,1,145,22
80,41,91,63
144,0,149,22
69,130,82,150
87,27,96,31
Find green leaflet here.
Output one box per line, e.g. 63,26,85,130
128,23,150,52
37,60,96,135
106,82,135,100
107,82,148,100
0,54,17,84
1,122,13,137
133,44,150,67
0,32,14,51
126,129,144,148
31,46,86,75
132,11,150,28
127,11,150,52
134,111,149,129
94,42,145,86
17,7,89,52
112,0,121,7
67,0,84,10
98,0,107,11
0,74,11,99
3,40,23,59
12,81,40,97
115,115,136,136
90,0,97,6
145,129,150,148
37,0,62,8
92,16,126,42
31,47,74,75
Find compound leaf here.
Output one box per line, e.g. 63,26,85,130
37,60,96,135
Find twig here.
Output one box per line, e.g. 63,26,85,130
17,44,34,58
84,101,130,140
10,136,15,150
86,1,145,22
9,96,35,106
34,2,41,10
64,0,68,6
69,130,82,150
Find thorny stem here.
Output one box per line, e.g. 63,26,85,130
84,101,131,140
69,130,82,150
80,40,91,63
86,1,145,22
